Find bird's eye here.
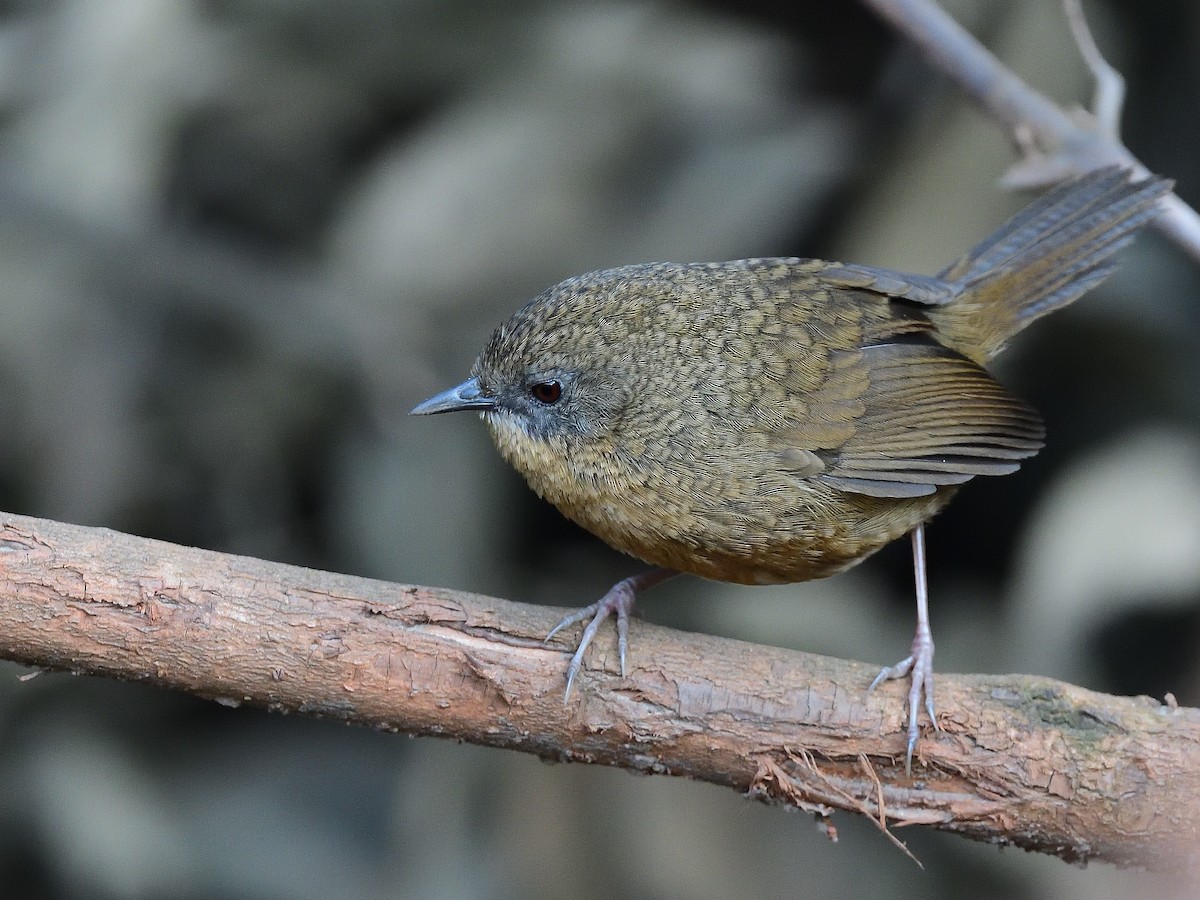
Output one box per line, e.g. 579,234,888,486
530,380,563,405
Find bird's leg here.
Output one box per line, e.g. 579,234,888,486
545,567,678,699
868,524,938,773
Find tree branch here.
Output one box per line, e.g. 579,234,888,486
0,512,1196,872
860,0,1200,263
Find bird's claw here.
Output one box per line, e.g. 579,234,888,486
869,630,937,774
546,579,638,701
545,568,676,700
544,603,601,643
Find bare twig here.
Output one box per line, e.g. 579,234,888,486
0,512,1197,872
1063,0,1124,137
860,0,1200,263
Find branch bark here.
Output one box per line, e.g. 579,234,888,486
0,512,1196,872
860,0,1200,264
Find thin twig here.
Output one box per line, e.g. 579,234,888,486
860,0,1200,263
1063,0,1124,137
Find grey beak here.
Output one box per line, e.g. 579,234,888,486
410,377,496,415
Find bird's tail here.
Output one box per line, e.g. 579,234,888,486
928,167,1171,363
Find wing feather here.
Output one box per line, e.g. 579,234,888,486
771,340,1045,499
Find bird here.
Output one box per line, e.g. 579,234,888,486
411,167,1170,771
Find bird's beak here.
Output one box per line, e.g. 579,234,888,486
410,377,496,416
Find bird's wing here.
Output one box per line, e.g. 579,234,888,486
818,263,960,306
766,330,1045,500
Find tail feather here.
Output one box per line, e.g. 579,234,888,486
930,167,1172,362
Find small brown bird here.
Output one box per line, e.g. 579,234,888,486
413,167,1169,769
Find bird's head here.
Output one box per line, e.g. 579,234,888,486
411,265,686,483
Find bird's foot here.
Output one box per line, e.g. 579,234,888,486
545,568,676,699
868,628,937,775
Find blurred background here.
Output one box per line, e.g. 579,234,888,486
0,0,1196,897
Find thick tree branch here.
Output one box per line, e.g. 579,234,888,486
0,512,1196,871
861,0,1200,263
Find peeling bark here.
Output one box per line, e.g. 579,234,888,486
0,513,1196,872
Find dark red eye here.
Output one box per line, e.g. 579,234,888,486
530,381,562,405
